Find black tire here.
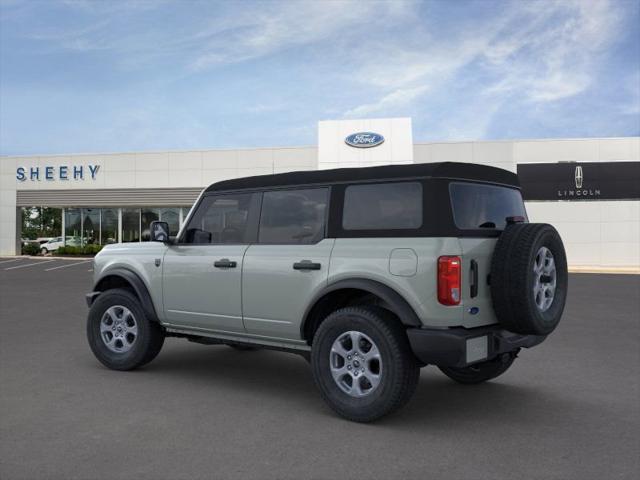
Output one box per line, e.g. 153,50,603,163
311,306,420,423
491,223,568,335
439,353,516,385
40,248,48,255
87,288,164,371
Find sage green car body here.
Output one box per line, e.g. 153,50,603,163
92,233,499,352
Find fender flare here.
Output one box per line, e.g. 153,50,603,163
90,268,159,322
301,278,422,338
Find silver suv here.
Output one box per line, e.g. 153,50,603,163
86,162,567,422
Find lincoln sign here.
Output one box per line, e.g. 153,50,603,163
517,161,640,201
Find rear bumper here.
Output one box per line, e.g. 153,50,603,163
406,325,546,368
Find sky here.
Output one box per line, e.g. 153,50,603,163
0,0,639,155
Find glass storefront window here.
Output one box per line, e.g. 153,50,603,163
82,208,100,245
141,208,160,241
101,209,118,244
64,209,82,246
160,208,180,237
20,207,62,241
59,206,192,245
122,208,140,243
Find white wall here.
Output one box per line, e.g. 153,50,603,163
414,137,640,269
2,134,638,269
0,146,317,255
515,138,640,270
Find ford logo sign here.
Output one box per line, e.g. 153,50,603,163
345,132,385,148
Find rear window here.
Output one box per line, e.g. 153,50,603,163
343,182,422,230
449,182,527,230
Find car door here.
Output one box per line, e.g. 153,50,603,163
242,187,333,341
162,192,260,334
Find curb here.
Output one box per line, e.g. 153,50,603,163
568,267,640,275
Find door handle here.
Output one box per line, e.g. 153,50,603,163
214,258,237,269
293,260,321,271
470,260,478,298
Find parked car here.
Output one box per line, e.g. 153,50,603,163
40,236,81,254
40,237,64,254
86,162,568,422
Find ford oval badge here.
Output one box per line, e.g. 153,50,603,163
345,132,385,148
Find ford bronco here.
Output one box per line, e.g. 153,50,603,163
86,162,567,422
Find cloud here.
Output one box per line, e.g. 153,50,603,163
189,1,414,71
341,0,625,131
483,0,622,102
1,0,637,154
344,85,429,117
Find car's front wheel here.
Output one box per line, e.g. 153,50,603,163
40,247,48,255
311,306,420,422
87,288,164,371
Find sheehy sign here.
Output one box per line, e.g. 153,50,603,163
517,162,640,201
16,164,100,182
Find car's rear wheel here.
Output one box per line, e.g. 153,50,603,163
438,352,516,385
311,306,419,422
87,288,164,371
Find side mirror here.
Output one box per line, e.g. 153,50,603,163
150,221,171,243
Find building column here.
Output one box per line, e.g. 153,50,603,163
0,160,18,256
14,207,21,255
61,208,66,245
117,208,122,243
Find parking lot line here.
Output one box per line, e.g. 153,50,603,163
45,260,92,271
5,260,56,270
0,258,23,265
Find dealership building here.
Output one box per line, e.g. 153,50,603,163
1,118,638,270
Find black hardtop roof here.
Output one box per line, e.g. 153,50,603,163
204,161,519,193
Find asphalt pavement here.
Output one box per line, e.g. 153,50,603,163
0,257,638,480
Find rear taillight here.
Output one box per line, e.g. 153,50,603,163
438,256,461,306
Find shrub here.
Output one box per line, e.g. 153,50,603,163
22,243,41,256
83,244,103,255
56,244,103,256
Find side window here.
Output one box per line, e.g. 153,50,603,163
259,188,328,244
182,193,258,244
343,182,422,230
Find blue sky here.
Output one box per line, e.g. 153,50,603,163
1,0,639,155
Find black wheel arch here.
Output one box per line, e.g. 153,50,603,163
89,268,159,322
301,278,422,343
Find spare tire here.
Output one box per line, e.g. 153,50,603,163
491,223,568,335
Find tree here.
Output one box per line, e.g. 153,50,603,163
21,207,62,239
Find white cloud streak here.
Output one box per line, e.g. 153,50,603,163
189,1,413,71
342,0,625,131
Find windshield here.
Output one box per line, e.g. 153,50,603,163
449,182,527,230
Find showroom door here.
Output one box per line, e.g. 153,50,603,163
162,192,260,334
242,187,332,341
